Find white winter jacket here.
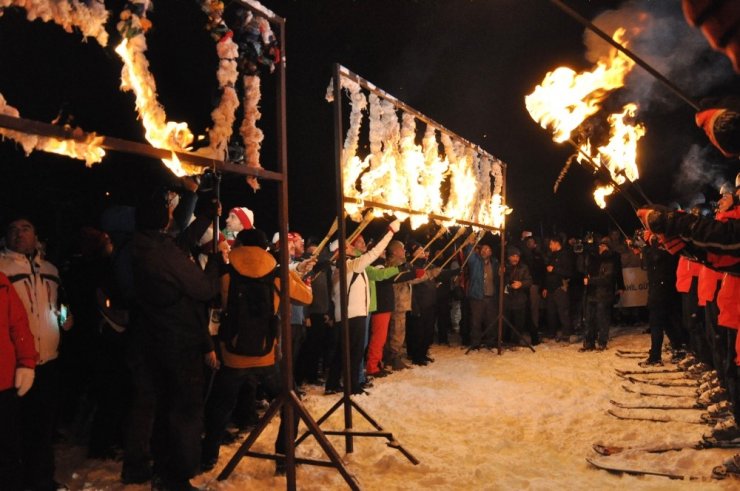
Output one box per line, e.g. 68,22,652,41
333,231,393,321
0,249,61,364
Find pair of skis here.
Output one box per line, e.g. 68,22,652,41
587,350,730,480
587,438,740,480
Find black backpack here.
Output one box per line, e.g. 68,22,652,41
220,267,278,356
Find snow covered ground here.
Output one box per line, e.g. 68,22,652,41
57,325,738,490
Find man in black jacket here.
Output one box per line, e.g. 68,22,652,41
580,238,624,351
542,236,574,342
641,236,683,366
503,247,535,345
126,193,221,491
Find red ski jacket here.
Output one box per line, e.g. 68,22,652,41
0,272,37,391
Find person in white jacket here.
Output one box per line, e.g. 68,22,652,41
325,219,400,395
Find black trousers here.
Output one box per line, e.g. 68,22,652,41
21,360,59,490
123,340,204,482
546,288,571,337
149,346,205,482
295,313,331,384
682,281,712,365
648,299,683,362
436,295,452,345
584,300,611,347
88,326,129,457
725,328,740,422
0,388,21,491
203,364,295,464
407,305,436,362
469,296,498,346
504,307,530,344
326,316,366,392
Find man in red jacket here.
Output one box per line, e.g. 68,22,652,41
0,271,38,491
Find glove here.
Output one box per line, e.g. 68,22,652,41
15,367,34,397
695,108,740,157
388,219,401,234
637,205,673,234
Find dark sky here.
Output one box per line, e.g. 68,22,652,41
0,0,737,255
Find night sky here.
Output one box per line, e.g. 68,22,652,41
0,0,737,258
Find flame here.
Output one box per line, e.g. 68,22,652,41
593,185,615,209
37,135,106,167
115,38,200,176
400,114,427,229
444,152,477,226
580,103,645,208
343,155,368,221
525,28,635,143
489,194,512,229
420,126,449,220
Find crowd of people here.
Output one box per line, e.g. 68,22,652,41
1,177,738,489
0,0,739,489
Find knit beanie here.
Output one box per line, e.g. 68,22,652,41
230,207,255,230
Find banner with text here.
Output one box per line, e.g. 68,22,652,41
617,267,648,308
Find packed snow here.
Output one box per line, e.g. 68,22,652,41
57,325,737,490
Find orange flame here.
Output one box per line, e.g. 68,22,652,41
525,28,635,143
115,38,199,176
581,103,645,208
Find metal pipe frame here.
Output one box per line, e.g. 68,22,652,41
214,15,360,491
0,114,282,180
337,65,498,161
342,197,504,233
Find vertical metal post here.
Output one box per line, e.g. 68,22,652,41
212,171,222,254
332,63,355,453
275,18,297,491
497,163,507,355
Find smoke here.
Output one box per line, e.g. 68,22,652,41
672,144,728,204
585,0,734,112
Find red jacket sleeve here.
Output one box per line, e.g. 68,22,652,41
8,281,37,369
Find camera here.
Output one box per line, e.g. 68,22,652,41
630,229,647,249
572,239,584,254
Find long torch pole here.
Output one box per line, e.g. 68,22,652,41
457,230,485,270
311,217,339,259
547,0,701,111
426,227,467,268
212,171,222,254
436,230,479,271
394,226,447,280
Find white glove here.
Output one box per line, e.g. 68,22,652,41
15,367,34,397
388,219,401,233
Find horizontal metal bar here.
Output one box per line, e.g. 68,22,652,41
321,430,394,438
0,114,283,181
343,196,503,233
337,65,503,165
238,451,337,468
